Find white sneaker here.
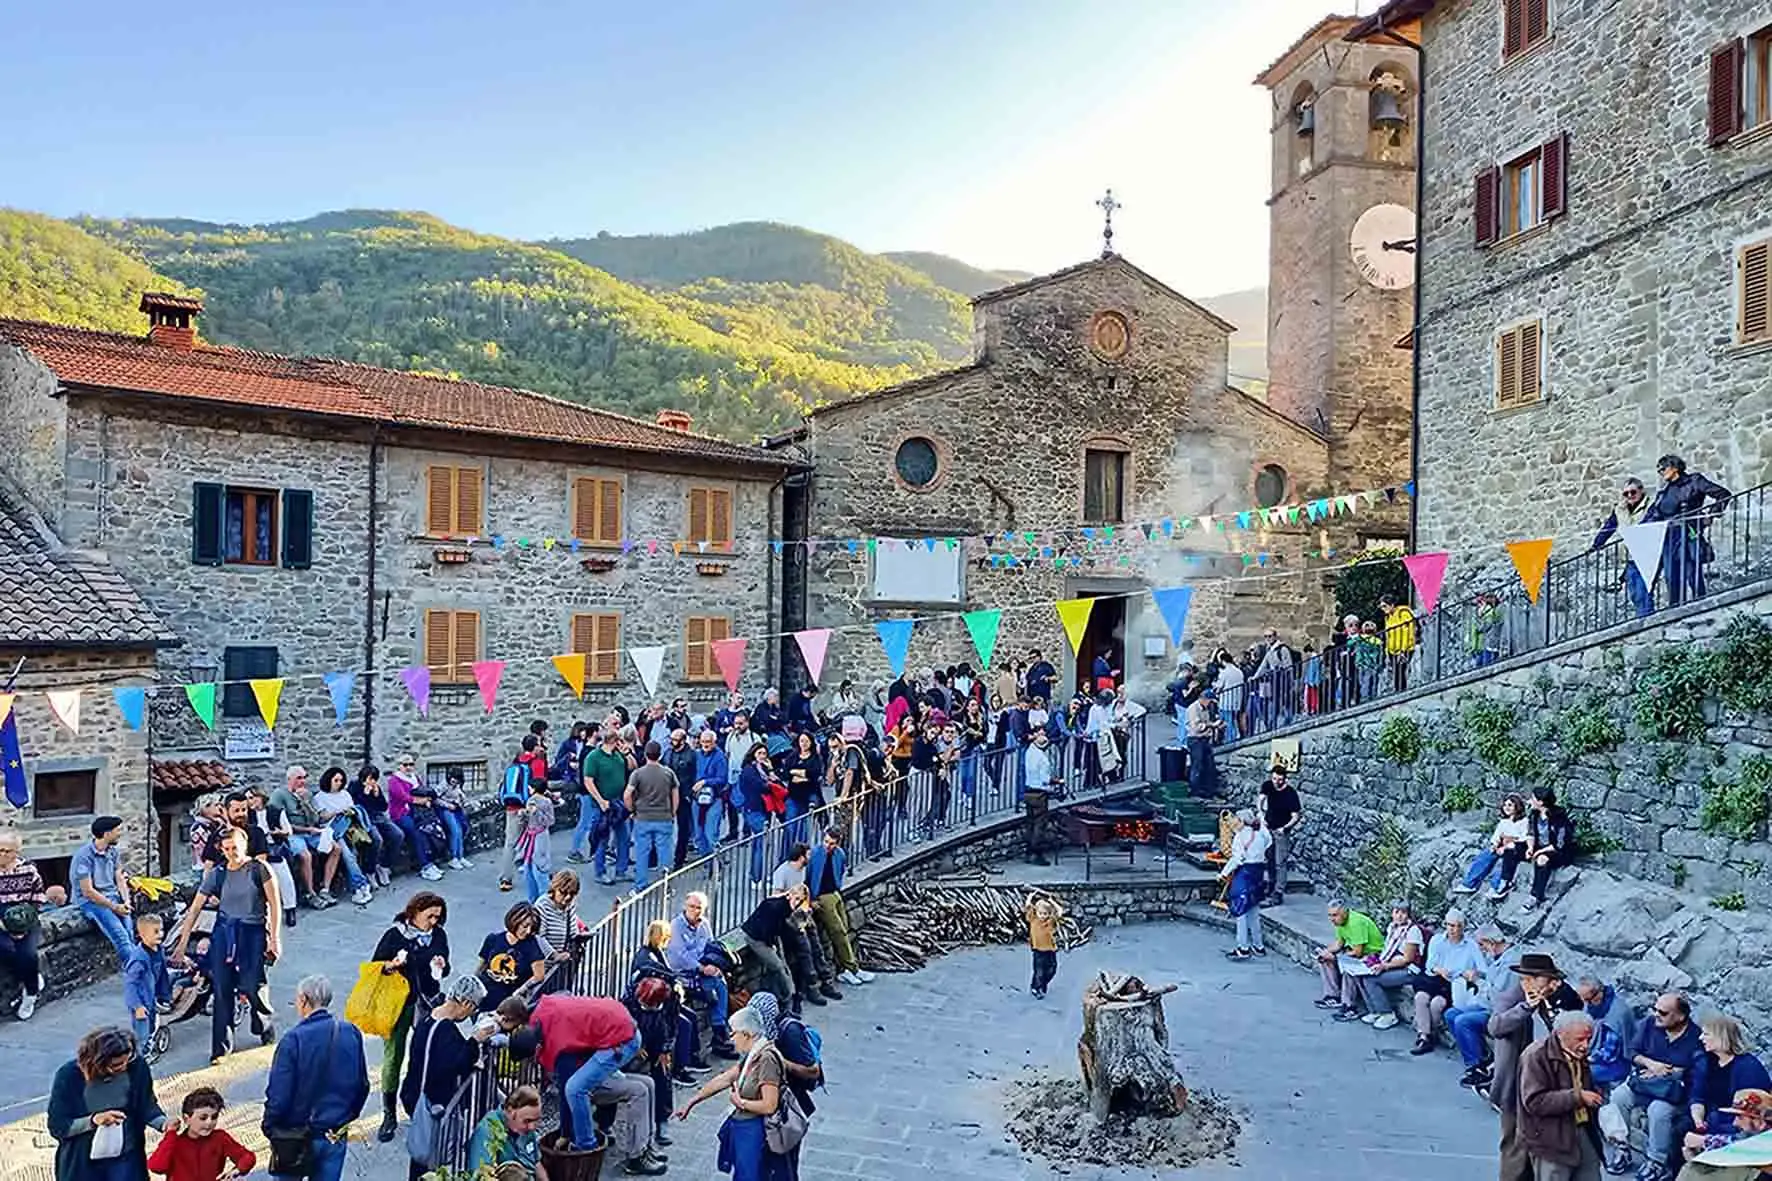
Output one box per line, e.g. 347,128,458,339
449,858,469,870
351,885,374,906
1360,1013,1380,1025
458,857,475,869
420,865,444,881
1373,1014,1399,1031
376,867,392,887
16,993,36,1020
857,969,876,983
838,970,861,986
1450,883,1477,895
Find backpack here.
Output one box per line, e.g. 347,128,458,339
780,1015,822,1067
1589,1020,1629,1086
500,761,531,808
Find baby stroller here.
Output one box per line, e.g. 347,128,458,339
144,899,248,1066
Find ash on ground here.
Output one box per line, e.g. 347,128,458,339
1002,1077,1241,1172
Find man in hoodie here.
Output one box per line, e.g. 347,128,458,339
1591,476,1655,617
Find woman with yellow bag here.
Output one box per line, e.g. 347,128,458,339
364,891,451,1145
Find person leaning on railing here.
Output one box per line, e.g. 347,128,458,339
400,974,491,1181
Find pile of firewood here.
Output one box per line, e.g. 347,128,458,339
853,879,1093,973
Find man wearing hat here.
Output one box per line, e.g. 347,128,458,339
1490,952,1584,1181
1681,1088,1772,1179
1184,684,1220,799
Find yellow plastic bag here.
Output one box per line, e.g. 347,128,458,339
344,962,410,1038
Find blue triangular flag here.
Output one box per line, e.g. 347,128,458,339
1,709,26,808
1082,527,1096,541
1149,586,1195,645
113,687,147,731
1257,553,1270,567
323,671,355,727
923,537,937,552
1236,512,1252,530
1404,482,1416,496
845,539,859,555
1161,519,1174,537
874,619,914,676
492,535,506,550
771,541,785,556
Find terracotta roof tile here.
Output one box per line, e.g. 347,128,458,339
150,760,234,793
0,317,789,469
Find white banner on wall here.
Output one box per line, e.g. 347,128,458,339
872,541,964,604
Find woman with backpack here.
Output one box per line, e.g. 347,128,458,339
673,1003,804,1181
169,826,279,1064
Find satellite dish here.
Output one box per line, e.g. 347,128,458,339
1349,203,1418,290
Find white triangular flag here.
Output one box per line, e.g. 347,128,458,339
47,689,82,734
1618,521,1668,587
629,646,666,696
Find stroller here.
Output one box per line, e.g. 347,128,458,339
143,899,248,1065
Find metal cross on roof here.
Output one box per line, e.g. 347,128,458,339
1096,188,1120,258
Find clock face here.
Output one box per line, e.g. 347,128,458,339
1088,310,1131,360
1349,203,1418,290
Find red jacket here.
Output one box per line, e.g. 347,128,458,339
532,994,636,1073
147,1127,256,1181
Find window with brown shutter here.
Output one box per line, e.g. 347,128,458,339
1496,320,1545,409
1748,29,1772,133
1503,0,1549,60
1740,239,1771,346
571,612,622,682
687,487,734,547
425,466,484,537
683,615,730,682
423,608,480,682
571,477,623,546
1474,167,1501,246
1540,135,1567,220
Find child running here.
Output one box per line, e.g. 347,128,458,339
146,1086,256,1181
1025,890,1062,999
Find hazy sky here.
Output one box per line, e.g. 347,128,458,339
6,0,1362,296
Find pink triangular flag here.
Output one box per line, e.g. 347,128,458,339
709,636,748,692
400,666,432,718
646,539,660,555
1401,551,1452,615
793,628,832,687
472,660,505,713
47,689,82,734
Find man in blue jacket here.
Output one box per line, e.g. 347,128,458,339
263,974,368,1181
690,730,730,858
807,828,874,988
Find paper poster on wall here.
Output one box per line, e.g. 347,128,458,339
871,541,963,604
223,720,276,762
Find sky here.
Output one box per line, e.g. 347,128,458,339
4,0,1364,297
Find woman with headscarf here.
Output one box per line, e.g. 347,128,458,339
48,1025,168,1181
746,993,822,1119
400,974,492,1181
371,891,452,1142
674,1004,801,1181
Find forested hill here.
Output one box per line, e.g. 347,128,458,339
0,210,193,334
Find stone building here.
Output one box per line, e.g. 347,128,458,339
1351,0,1772,558
778,254,1336,703
0,295,791,806
0,474,175,886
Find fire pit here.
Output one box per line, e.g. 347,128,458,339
1062,802,1174,880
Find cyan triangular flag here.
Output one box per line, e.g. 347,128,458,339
113,687,147,731
323,670,355,727
1150,586,1195,645
874,618,914,676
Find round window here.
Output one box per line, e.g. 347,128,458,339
894,437,940,488
1254,464,1288,508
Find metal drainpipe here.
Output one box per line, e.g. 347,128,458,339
1380,23,1427,554
361,432,381,763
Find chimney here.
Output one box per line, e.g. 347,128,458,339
656,409,693,432
140,292,204,352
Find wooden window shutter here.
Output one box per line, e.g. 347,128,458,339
571,613,597,655
1742,241,1771,344
424,609,454,677
1503,0,1527,57
1710,41,1745,146
1497,327,1522,407
192,482,225,565
688,487,710,543
454,467,483,536
591,614,620,682
711,489,733,547
1524,0,1548,45
281,488,314,569
450,610,479,681
572,478,597,541
598,480,622,545
685,617,709,680
708,616,731,645
1474,167,1501,246
426,467,454,536
1540,135,1568,220
1519,321,1542,403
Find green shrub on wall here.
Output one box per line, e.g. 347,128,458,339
1633,614,1772,740
1376,713,1424,765
1559,694,1624,758
1334,549,1410,627
1441,784,1481,814
1341,816,1451,920
1699,756,1772,841
1460,699,1546,781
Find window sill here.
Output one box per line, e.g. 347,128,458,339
1489,397,1549,418
1487,221,1553,254
870,599,964,611
1727,337,1772,358
1724,121,1772,150
1499,34,1555,72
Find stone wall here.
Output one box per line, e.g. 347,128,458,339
0,345,65,524
1412,0,1772,561
800,255,1337,704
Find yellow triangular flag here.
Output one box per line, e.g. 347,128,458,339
250,678,284,729
0,692,13,728
552,653,587,699
1055,597,1096,655
47,689,82,734
1506,537,1555,605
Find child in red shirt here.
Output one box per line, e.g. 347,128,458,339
147,1087,256,1181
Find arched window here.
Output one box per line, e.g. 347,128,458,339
1254,463,1289,508
894,437,941,489
1368,67,1414,162
1291,83,1317,178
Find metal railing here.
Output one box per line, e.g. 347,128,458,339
1218,482,1771,743
435,714,1149,1168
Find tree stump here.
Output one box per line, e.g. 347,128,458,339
1077,972,1188,1125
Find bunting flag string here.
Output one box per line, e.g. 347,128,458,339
709,638,748,693
472,661,505,714
185,682,217,730
113,687,146,731
1401,552,1452,616
323,671,354,727
1505,538,1556,605
1055,598,1095,656
1149,586,1195,645
249,678,284,730
629,647,666,697
961,609,1001,669
46,689,81,735
874,619,914,676
793,629,832,687
552,653,588,700
400,666,432,718
1618,522,1668,588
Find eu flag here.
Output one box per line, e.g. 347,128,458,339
1,710,26,808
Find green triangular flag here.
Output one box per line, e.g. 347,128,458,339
962,610,1001,667
184,682,217,730
866,538,878,554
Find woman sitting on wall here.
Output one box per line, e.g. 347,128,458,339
1451,794,1531,900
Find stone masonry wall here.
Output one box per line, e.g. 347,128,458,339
0,344,67,525
802,256,1336,705
1413,0,1772,564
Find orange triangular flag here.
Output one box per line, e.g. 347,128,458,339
1506,538,1555,605
0,693,12,728
552,653,587,699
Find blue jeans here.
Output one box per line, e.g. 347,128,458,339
1446,1005,1491,1067
131,1011,154,1052
1222,711,1241,743
521,858,549,902
594,816,631,880
81,900,133,957
682,970,730,1030
743,811,769,882
1625,565,1654,617
393,815,432,867
560,1034,641,1150
1462,850,1504,890
695,801,724,857
632,820,674,890
570,797,600,858
270,1135,348,1181
1186,737,1217,798
959,751,978,801
324,818,369,890
439,809,466,860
